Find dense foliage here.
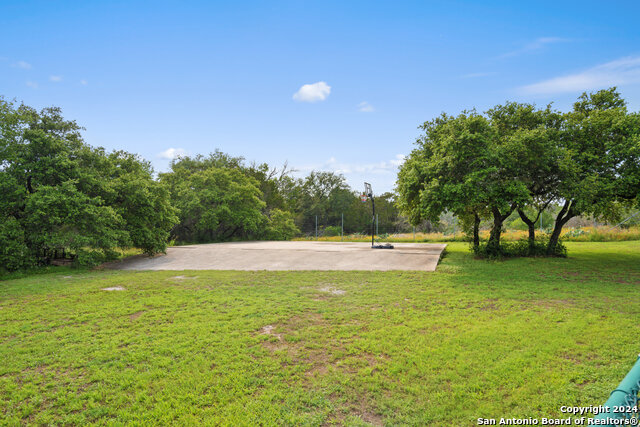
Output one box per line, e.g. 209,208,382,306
0,98,178,270
158,154,404,243
397,88,640,257
4,88,636,271
0,98,407,272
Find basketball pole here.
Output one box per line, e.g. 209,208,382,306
364,182,393,249
364,182,375,247
371,192,376,247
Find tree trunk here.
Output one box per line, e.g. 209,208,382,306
473,213,480,250
547,200,576,255
26,175,34,194
487,208,504,254
547,224,563,254
486,204,517,255
517,209,536,249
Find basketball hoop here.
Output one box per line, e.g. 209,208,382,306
363,181,394,250
364,182,373,198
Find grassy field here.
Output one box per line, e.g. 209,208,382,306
1,242,639,425
297,225,640,243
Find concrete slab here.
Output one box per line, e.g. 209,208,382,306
111,241,446,271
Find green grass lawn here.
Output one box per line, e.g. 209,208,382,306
1,242,639,426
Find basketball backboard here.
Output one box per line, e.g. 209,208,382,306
364,182,372,198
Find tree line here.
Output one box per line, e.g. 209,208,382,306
3,87,637,271
158,153,404,242
396,88,640,256
0,97,404,271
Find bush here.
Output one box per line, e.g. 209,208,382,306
74,249,109,267
264,209,300,240
473,237,567,258
322,225,342,237
0,217,33,271
563,228,586,238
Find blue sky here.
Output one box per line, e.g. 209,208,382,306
2,1,640,193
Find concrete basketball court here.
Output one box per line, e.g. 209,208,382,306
112,241,447,271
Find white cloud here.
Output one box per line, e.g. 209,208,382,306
12,60,32,69
299,154,405,175
357,101,374,112
499,37,569,58
26,81,38,89
295,154,406,193
293,81,331,103
158,148,188,160
390,154,406,166
50,75,62,82
80,79,88,85
519,55,640,95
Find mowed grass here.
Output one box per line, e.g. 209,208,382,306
1,242,639,426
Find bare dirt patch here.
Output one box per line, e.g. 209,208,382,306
260,325,283,341
256,312,390,392
129,311,145,320
258,312,328,357
101,286,125,291
323,392,385,426
359,410,384,426
319,286,346,296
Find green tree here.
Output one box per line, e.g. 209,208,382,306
486,102,564,251
0,98,177,269
264,209,300,240
397,111,524,252
0,216,32,271
296,171,354,232
547,88,640,253
162,164,266,242
102,151,178,254
23,180,129,256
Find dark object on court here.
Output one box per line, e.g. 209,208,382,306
372,243,394,249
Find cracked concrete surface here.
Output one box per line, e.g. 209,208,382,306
111,241,446,271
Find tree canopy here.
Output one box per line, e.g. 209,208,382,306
0,98,178,270
3,88,636,271
396,88,640,256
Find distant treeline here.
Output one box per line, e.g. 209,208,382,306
158,152,411,242
3,87,638,270
0,97,410,271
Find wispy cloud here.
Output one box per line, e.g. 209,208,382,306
519,55,640,95
293,81,331,103
49,75,62,82
158,148,188,160
25,81,38,89
499,37,570,58
298,154,405,175
80,79,88,86
460,72,496,79
12,60,32,70
357,101,374,112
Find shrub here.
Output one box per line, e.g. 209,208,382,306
322,225,342,237
473,237,567,258
264,209,300,240
0,217,33,272
74,249,108,267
